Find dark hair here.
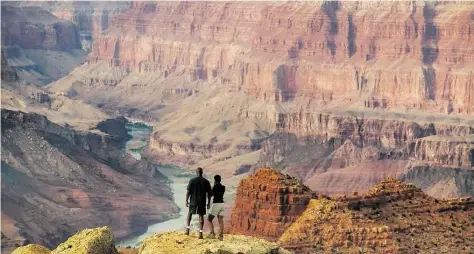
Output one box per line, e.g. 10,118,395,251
197,167,203,176
214,175,221,183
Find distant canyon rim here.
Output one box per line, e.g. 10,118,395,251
1,1,473,252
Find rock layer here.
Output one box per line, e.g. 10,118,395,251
229,168,312,241
1,6,81,50
256,111,473,196
80,1,474,115
44,2,474,189
278,178,474,253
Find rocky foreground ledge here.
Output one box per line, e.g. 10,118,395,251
12,227,290,254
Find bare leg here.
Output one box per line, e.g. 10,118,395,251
198,214,205,239
199,215,204,231
208,215,215,234
186,213,192,227
218,215,224,239
185,212,192,235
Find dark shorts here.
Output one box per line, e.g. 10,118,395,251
189,205,206,216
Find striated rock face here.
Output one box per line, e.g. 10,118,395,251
46,1,474,191
1,109,178,251
412,135,474,168
229,168,312,241
401,165,474,198
278,178,474,253
280,198,397,253
81,1,474,115
1,6,81,50
1,4,87,85
256,110,473,195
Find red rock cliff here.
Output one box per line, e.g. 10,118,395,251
279,178,474,253
86,1,474,114
229,168,312,241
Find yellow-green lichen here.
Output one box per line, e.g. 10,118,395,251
12,244,50,254
52,226,118,254
138,231,291,254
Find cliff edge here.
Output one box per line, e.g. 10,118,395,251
13,227,290,254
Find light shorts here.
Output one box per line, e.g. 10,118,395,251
208,203,225,217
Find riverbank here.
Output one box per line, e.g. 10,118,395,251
119,121,192,247
118,166,189,247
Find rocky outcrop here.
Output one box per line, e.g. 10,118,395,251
1,52,18,82
138,232,290,254
51,227,118,254
95,116,131,141
12,228,290,254
1,109,178,251
229,168,312,241
278,178,474,253
11,245,50,254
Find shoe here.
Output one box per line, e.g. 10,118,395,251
185,228,190,236
218,235,223,241
199,232,203,239
207,233,216,239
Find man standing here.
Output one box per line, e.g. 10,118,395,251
207,175,225,241
185,167,211,239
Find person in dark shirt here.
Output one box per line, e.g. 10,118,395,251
207,174,225,241
185,167,211,239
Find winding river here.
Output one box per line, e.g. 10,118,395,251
118,121,193,247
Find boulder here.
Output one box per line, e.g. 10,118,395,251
51,226,118,254
12,244,50,254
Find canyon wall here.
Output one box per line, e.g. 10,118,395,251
1,109,178,251
82,1,474,114
44,1,474,198
1,4,88,84
256,111,473,196
1,6,81,50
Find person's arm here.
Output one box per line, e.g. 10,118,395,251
186,181,191,207
207,182,212,208
208,185,214,208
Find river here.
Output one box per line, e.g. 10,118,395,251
117,121,196,247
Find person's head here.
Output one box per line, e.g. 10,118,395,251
214,174,221,184
196,167,203,176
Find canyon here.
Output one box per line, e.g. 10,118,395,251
10,168,474,254
42,1,473,199
1,109,178,253
1,1,474,253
